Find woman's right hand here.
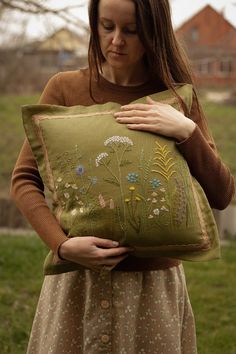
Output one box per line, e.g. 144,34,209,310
58,236,133,272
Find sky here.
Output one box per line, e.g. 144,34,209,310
3,0,236,40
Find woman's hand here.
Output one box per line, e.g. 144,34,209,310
114,96,196,142
59,236,133,272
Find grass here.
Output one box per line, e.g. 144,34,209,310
0,234,236,354
0,234,47,354
202,100,236,178
0,93,236,196
0,94,39,195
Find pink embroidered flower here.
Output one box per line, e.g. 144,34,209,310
109,199,115,209
98,194,106,208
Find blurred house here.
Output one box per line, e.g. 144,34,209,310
176,5,236,88
25,27,89,73
0,27,89,93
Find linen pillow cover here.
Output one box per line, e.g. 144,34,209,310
22,84,220,275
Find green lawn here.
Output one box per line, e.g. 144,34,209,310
0,94,39,195
0,234,236,354
0,93,236,196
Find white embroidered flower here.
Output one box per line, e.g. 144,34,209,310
152,198,157,203
95,152,109,167
148,214,154,219
160,188,166,193
57,177,62,182
64,192,70,199
153,208,160,216
65,183,70,188
71,209,77,216
151,192,158,197
160,197,166,202
71,184,78,190
104,136,133,146
161,206,169,212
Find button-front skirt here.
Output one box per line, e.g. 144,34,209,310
27,264,197,354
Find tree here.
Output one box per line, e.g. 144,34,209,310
0,0,88,29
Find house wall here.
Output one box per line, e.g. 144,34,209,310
176,5,236,88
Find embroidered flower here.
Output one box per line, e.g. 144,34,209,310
160,187,166,193
79,187,86,194
109,199,115,209
71,184,78,190
57,177,62,183
125,198,131,203
71,209,77,216
95,152,109,167
129,186,135,191
89,176,98,185
104,136,133,146
148,214,154,219
99,194,106,208
76,164,85,176
153,208,160,216
64,192,70,199
126,172,139,183
150,178,161,189
152,198,157,203
161,206,169,212
135,196,141,202
65,183,70,188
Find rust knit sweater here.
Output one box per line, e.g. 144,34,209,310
10,69,235,271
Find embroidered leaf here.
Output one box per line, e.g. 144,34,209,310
120,159,132,167
103,177,120,186
152,141,176,181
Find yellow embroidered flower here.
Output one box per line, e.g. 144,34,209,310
129,186,135,191
135,196,141,201
125,198,131,203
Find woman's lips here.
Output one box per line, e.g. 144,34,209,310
109,51,126,56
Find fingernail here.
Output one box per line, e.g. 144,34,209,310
112,241,119,246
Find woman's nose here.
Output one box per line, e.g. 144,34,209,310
112,30,125,46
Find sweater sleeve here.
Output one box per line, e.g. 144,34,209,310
176,95,235,210
10,73,68,253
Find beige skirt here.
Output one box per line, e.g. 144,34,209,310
27,264,197,354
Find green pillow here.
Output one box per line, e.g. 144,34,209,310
22,84,220,275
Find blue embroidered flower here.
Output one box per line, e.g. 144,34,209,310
76,165,85,176
79,186,86,195
89,176,98,185
126,172,139,183
150,178,161,189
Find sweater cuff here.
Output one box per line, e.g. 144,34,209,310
175,124,199,148
56,238,69,260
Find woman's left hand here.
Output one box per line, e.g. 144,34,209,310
114,96,196,142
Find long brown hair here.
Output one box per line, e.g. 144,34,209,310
87,0,207,129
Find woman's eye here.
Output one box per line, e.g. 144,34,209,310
123,28,137,34
102,24,114,31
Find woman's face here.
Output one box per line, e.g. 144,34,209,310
97,0,145,72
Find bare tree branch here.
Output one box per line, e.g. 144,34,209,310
0,0,88,29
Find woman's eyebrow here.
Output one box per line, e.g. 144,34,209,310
99,17,136,25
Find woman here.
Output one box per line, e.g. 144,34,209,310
11,0,235,353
